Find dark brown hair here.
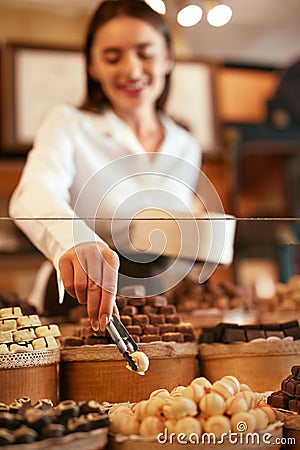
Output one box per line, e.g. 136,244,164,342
81,0,172,112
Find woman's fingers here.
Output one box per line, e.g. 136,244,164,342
59,242,120,331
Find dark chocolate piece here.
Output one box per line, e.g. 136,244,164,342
158,305,177,315
79,400,104,415
291,366,300,380
161,332,184,343
33,399,53,411
56,400,80,422
24,409,52,431
0,412,15,429
121,305,138,316
14,426,38,444
267,390,291,409
126,325,143,336
146,296,168,307
0,403,9,412
165,314,180,324
42,423,66,438
140,334,162,343
133,314,149,325
116,296,128,309
159,324,176,334
86,412,110,429
128,297,146,307
284,327,300,340
67,416,90,432
119,315,132,326
222,326,247,343
149,314,165,325
142,324,159,335
0,428,15,446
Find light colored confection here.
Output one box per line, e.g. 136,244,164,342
0,307,22,318
231,411,257,433
0,343,9,353
248,407,269,430
162,403,174,420
164,419,177,433
225,393,249,415
139,416,164,437
238,391,258,409
199,392,226,417
149,388,170,400
204,414,231,438
175,416,201,436
190,377,212,392
257,404,277,423
110,413,140,435
10,343,33,351
35,324,61,338
168,397,198,420
239,383,252,392
0,319,17,332
132,400,149,421
221,375,240,393
0,331,13,344
127,351,149,375
13,328,36,343
17,315,41,329
211,379,235,400
32,335,58,350
170,386,186,397
182,384,205,403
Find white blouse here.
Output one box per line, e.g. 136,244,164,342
9,104,202,272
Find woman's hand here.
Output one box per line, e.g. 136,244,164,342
58,241,120,332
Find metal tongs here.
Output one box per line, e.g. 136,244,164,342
106,313,139,371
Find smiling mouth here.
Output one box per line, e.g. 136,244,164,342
121,80,148,92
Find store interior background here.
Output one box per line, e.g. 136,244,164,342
0,0,300,303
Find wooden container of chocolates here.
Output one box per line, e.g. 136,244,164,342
199,340,300,392
60,342,199,404
0,348,60,405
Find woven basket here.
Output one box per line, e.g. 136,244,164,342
0,348,60,405
199,340,300,392
60,342,199,404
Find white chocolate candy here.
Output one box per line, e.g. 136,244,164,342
0,319,17,332
175,416,201,436
204,414,231,438
257,404,277,423
248,407,269,430
211,379,235,400
13,328,36,343
0,331,13,344
32,335,58,350
170,385,186,397
0,343,9,353
17,315,41,329
0,307,22,318
221,375,240,394
139,416,164,437
199,392,226,417
126,351,149,375
190,377,212,392
10,343,33,351
110,413,140,435
35,324,61,338
182,384,205,403
167,397,197,420
149,389,170,400
231,411,257,433
225,393,249,415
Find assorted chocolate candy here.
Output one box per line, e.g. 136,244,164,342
268,365,300,413
0,307,61,352
0,397,109,445
166,277,252,312
199,320,300,344
62,291,195,346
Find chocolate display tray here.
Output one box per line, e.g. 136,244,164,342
3,428,108,450
60,342,199,404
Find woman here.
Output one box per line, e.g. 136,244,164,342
9,0,201,332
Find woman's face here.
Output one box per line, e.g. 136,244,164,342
88,16,173,115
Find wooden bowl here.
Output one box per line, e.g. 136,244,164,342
60,342,199,403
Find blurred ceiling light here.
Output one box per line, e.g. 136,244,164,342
145,0,166,14
206,3,233,27
177,4,203,27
